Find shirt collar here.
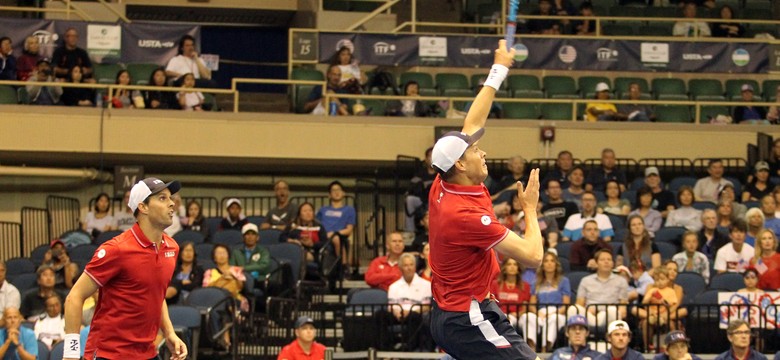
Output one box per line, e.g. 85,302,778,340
440,179,485,196
130,223,170,248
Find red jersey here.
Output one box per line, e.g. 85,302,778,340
83,223,178,359
491,280,531,314
277,339,327,360
364,256,401,291
428,175,510,311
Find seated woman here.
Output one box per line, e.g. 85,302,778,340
287,202,328,262
110,70,142,108
751,229,780,290
166,242,203,305
202,243,247,348
181,199,210,241
491,258,537,349
60,65,94,107
177,73,205,111
530,251,571,352
665,186,702,231
42,239,79,289
144,67,179,109
82,192,115,239
597,180,630,216
616,215,661,272
628,186,663,235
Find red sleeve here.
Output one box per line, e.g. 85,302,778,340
364,257,399,290
276,344,292,360
451,206,510,251
83,242,121,287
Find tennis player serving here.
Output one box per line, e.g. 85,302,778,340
428,39,544,359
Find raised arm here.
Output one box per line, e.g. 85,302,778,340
461,39,515,135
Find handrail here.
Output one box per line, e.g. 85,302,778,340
54,0,94,21
0,5,90,21
346,0,400,31
230,78,325,113
95,0,132,23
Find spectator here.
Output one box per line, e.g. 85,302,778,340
286,202,328,264
737,268,762,295
26,59,62,106
385,80,431,117
277,316,326,360
20,266,63,321
594,320,643,360
387,252,433,352
262,180,297,231
618,83,655,122
418,242,432,281
666,186,703,231
586,83,625,122
112,190,135,231
617,215,661,271
82,192,115,239
542,179,580,230
0,37,16,81
202,243,248,315
768,87,780,124
543,150,575,190
365,231,404,291
653,331,702,360
587,148,628,193
732,84,767,124
0,260,21,327
512,200,559,248
15,36,40,82
304,64,350,115
410,209,429,253
673,2,711,37
143,67,179,110
316,181,356,269
628,187,664,234
752,228,780,290
699,208,730,259
642,167,676,218
0,307,37,360
110,69,142,109
52,28,92,80
562,166,586,209
491,258,536,348
219,198,248,231
694,159,733,204
181,199,209,240
569,221,611,271
528,0,562,34
717,200,735,234
711,5,744,38
715,220,755,274
719,183,747,219
493,156,529,202
165,34,214,88
624,261,654,303
562,192,614,242
530,251,571,351
655,261,687,328
33,293,64,350
639,266,679,348
572,2,598,36
60,65,94,107
673,231,711,283
568,249,629,331
743,162,772,202
165,242,203,305
230,223,271,281
597,180,630,216
552,0,576,29
713,319,767,360
176,73,205,111
404,147,436,232
41,239,78,290
760,195,780,237
549,314,601,360
745,208,764,247
329,46,366,93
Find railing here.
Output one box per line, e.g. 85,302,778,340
20,207,49,257
46,195,81,239
0,3,91,21
0,221,22,261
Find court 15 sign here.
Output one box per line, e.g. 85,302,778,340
293,32,318,62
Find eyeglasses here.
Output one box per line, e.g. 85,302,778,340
729,330,751,336
744,275,757,279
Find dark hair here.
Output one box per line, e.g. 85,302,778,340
66,65,83,83
186,200,203,221
133,197,151,218
404,80,419,95
0,37,10,45
581,190,597,200
557,150,573,159
579,1,593,11
636,186,653,207
115,69,130,84
177,241,197,266
593,248,613,261
604,179,622,198
707,158,723,168
293,202,317,226
273,180,289,190
677,185,694,206
545,178,562,188
178,35,195,55
570,165,585,176
583,219,599,230
425,146,433,158
328,180,344,192
148,67,167,87
211,243,231,262
94,193,111,213
329,46,353,66
719,4,736,19
730,218,747,233
743,268,759,278
36,59,50,67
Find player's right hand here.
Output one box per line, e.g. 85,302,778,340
494,39,516,68
516,168,540,213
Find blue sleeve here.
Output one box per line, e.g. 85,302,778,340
307,85,323,102
22,328,37,357
530,282,537,295
560,277,572,298
600,228,615,238
315,207,324,223
548,349,562,360
347,206,356,226
562,228,574,239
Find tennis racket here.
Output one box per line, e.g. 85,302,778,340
505,0,520,50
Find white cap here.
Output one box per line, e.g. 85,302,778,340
644,166,660,177
595,82,610,92
607,320,631,336
431,128,485,173
128,177,181,213
241,223,258,234
225,198,242,209
741,84,754,92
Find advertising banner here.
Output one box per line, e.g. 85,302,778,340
718,292,780,329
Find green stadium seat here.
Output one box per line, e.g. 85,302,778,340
655,105,692,123
501,102,540,120
698,105,731,123
646,7,679,18
762,80,780,101
290,68,324,114
652,78,687,100
643,26,673,37
744,0,771,9
400,72,434,89
614,77,649,99
602,24,635,36
359,99,386,115
743,9,772,20
202,93,219,111
507,74,543,98
540,103,574,120
688,79,725,101
294,85,316,113
16,87,29,104
609,5,643,17
126,63,160,85
0,85,17,104
495,89,510,98
291,68,324,81
543,76,577,99
436,73,470,94
93,64,124,85
477,2,501,29
578,76,611,99
463,0,494,21
725,79,760,101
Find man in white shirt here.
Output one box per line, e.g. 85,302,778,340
694,159,732,204
387,253,433,352
714,220,755,274
33,294,65,350
562,191,614,242
673,2,711,37
165,35,215,88
0,261,21,327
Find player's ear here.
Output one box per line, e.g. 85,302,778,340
137,202,149,215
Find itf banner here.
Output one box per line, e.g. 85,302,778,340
318,32,769,73
0,19,199,66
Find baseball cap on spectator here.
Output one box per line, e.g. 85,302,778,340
566,314,588,328
225,198,242,209
294,316,315,329
50,239,65,248
754,161,770,172
741,84,754,92
607,320,631,336
128,177,181,212
595,82,610,92
431,128,485,173
645,166,660,177
664,330,689,346
242,223,258,235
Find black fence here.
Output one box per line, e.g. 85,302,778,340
0,221,21,260
20,207,49,257
182,196,221,218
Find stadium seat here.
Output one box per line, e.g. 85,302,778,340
693,201,717,211
0,85,17,104
126,63,160,85
70,244,98,264
578,76,611,99
5,258,35,277
621,190,636,208
629,177,645,191
16,87,29,104
540,103,574,120
602,24,635,36
689,79,725,101
559,257,571,273
606,214,626,231
359,98,386,116
167,305,202,360
676,272,707,304
173,230,206,244
213,229,243,246
202,93,219,111
93,63,123,84
652,78,687,100
204,217,222,240
567,271,590,295
30,244,49,266
259,229,283,246
614,77,649,99
268,242,306,285
725,79,760,101
291,68,324,113
294,85,316,113
668,176,697,192
323,0,350,10
643,26,673,37
543,76,578,99
352,1,380,11
436,73,470,95
508,74,544,98
646,6,678,18
656,242,678,260
655,105,692,123
610,241,623,257
343,288,390,351
290,68,324,82
698,105,731,123
501,102,539,120
709,272,743,291
655,226,687,245
9,273,36,292
95,230,123,245
762,80,780,101
186,287,235,353
555,242,574,259
195,243,214,259
400,72,434,90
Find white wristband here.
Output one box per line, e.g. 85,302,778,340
483,64,509,91
63,333,81,359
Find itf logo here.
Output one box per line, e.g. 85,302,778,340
597,47,618,61
373,42,396,55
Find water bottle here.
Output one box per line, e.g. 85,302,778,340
329,100,338,115
95,92,103,108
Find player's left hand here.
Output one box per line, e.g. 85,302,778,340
516,168,540,213
165,333,188,360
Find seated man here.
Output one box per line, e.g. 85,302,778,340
542,179,580,230
562,192,614,242
585,148,627,192
387,253,433,352
618,83,655,122
33,294,65,350
0,260,21,327
365,231,404,291
0,307,37,360
653,331,703,360
304,64,350,115
549,314,601,360
713,319,767,360
219,198,248,231
493,155,529,203
643,167,676,218
698,209,730,260
714,219,754,274
568,249,628,331
165,35,215,88
569,220,611,272
693,159,732,204
277,316,326,360
673,2,711,37
0,37,16,81
594,320,643,360
20,266,64,321
760,195,780,236
542,150,575,190
51,28,93,80
261,180,297,231
585,83,626,122
316,181,356,270
26,59,62,105
229,223,271,281
732,84,767,123
528,0,562,34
